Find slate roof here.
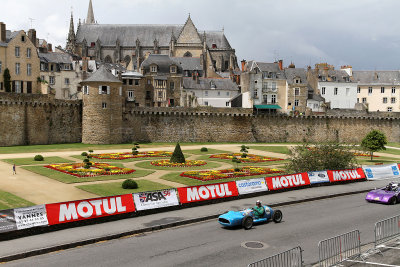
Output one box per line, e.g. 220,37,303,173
352,71,400,85
285,68,307,85
82,65,122,83
309,93,325,102
251,62,285,79
141,54,182,74
5,30,18,43
0,42,7,47
39,52,72,64
76,24,232,49
183,77,239,91
172,57,202,71
122,71,143,78
318,69,353,83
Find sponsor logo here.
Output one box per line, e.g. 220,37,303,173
59,197,126,222
271,174,306,189
139,191,169,203
318,173,326,178
238,181,262,188
187,184,233,202
15,212,45,221
331,170,362,181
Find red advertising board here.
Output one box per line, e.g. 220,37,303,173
178,182,239,204
265,173,310,191
45,194,135,225
327,168,366,182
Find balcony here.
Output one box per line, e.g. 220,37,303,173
262,87,278,93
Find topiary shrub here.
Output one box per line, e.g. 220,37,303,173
83,158,90,163
234,168,241,172
81,152,88,156
122,179,138,189
88,149,94,153
200,147,208,152
170,143,186,163
34,155,44,161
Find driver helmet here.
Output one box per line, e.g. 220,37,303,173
256,200,261,205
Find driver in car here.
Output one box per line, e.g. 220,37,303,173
252,200,265,219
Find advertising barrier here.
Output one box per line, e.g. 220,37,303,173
265,173,310,191
236,178,268,195
46,194,135,225
327,168,365,182
0,209,17,233
178,182,239,204
133,189,180,211
307,171,330,184
14,205,48,230
363,164,400,180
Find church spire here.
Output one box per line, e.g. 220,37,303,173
86,0,95,24
66,12,76,53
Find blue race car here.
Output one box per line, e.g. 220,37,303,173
218,205,282,230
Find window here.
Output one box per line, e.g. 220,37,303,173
263,94,268,101
321,87,326,95
27,48,31,58
368,87,372,94
0,82,2,90
123,79,127,85
321,76,326,81
147,79,151,85
50,64,54,72
21,35,25,42
91,42,95,47
40,75,45,81
387,107,393,112
346,88,349,96
83,86,89,95
271,82,277,90
334,87,338,95
204,101,209,106
146,91,151,99
205,91,208,96
295,100,299,106
128,90,134,99
0,61,2,73
49,76,55,85
271,94,276,104
262,82,268,91
294,78,300,84
294,88,300,96
158,91,163,98
64,64,71,70
226,102,230,107
357,87,360,93
100,85,108,94
383,97,388,104
15,81,21,93
135,80,139,86
381,87,385,93
170,82,174,90
119,86,122,96
170,66,177,73
15,63,20,75
391,97,396,104
40,63,46,71
362,97,367,104
253,90,258,98
254,80,257,84
129,79,133,85
157,80,164,87
392,87,396,94
150,65,157,72
15,47,20,57
27,64,31,76
357,98,359,103
226,92,229,96
212,43,217,49
102,102,107,109
65,78,70,85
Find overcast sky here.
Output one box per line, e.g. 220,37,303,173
2,0,400,70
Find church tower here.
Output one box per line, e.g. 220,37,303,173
85,0,96,24
66,12,76,53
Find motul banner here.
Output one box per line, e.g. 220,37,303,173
327,168,366,182
236,178,268,195
0,209,17,233
46,194,135,225
363,164,400,180
178,182,239,204
14,205,48,230
307,171,330,184
133,189,179,211
265,173,310,191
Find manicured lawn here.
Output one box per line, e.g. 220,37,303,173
250,146,292,155
76,180,172,197
22,165,154,184
160,171,288,187
70,155,172,162
0,190,35,209
2,156,75,166
376,148,400,156
183,148,230,155
195,154,287,166
356,156,400,166
388,142,400,148
134,160,223,171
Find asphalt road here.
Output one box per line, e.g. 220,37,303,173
5,193,400,267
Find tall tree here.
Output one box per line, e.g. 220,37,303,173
3,68,11,92
361,130,387,160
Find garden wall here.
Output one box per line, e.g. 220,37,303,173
0,93,82,146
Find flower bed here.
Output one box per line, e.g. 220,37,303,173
306,147,379,157
180,166,284,181
150,159,207,167
209,153,283,163
90,151,172,160
45,163,135,177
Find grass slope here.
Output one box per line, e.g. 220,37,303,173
250,146,292,155
0,190,35,209
2,156,75,166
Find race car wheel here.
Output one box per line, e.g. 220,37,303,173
389,197,398,205
273,210,283,223
242,216,253,230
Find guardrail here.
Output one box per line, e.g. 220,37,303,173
247,246,303,267
375,214,400,247
318,230,361,267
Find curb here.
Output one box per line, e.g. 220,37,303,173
0,188,370,263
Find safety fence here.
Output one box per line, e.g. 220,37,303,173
318,230,361,267
375,214,400,247
247,246,303,267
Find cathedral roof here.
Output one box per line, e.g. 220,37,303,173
82,65,122,83
75,24,232,49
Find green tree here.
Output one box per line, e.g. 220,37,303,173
361,130,387,160
3,68,11,92
240,145,249,158
286,142,357,173
170,143,186,163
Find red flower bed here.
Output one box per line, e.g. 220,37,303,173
209,153,283,163
45,162,135,177
90,151,172,160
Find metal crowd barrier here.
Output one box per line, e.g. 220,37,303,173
375,214,400,247
318,230,361,267
247,246,303,267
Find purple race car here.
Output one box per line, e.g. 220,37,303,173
366,182,400,205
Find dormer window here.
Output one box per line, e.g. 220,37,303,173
150,65,157,73
170,65,177,74
270,73,276,79
212,44,217,49
91,42,95,47
321,76,326,81
210,81,216,89
294,78,301,84
344,77,349,82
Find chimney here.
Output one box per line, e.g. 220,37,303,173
278,60,283,70
48,43,53,52
241,60,246,72
82,57,89,72
0,22,6,42
28,29,36,47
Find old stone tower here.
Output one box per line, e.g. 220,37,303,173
81,66,123,144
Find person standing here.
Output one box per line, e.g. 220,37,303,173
12,164,16,175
